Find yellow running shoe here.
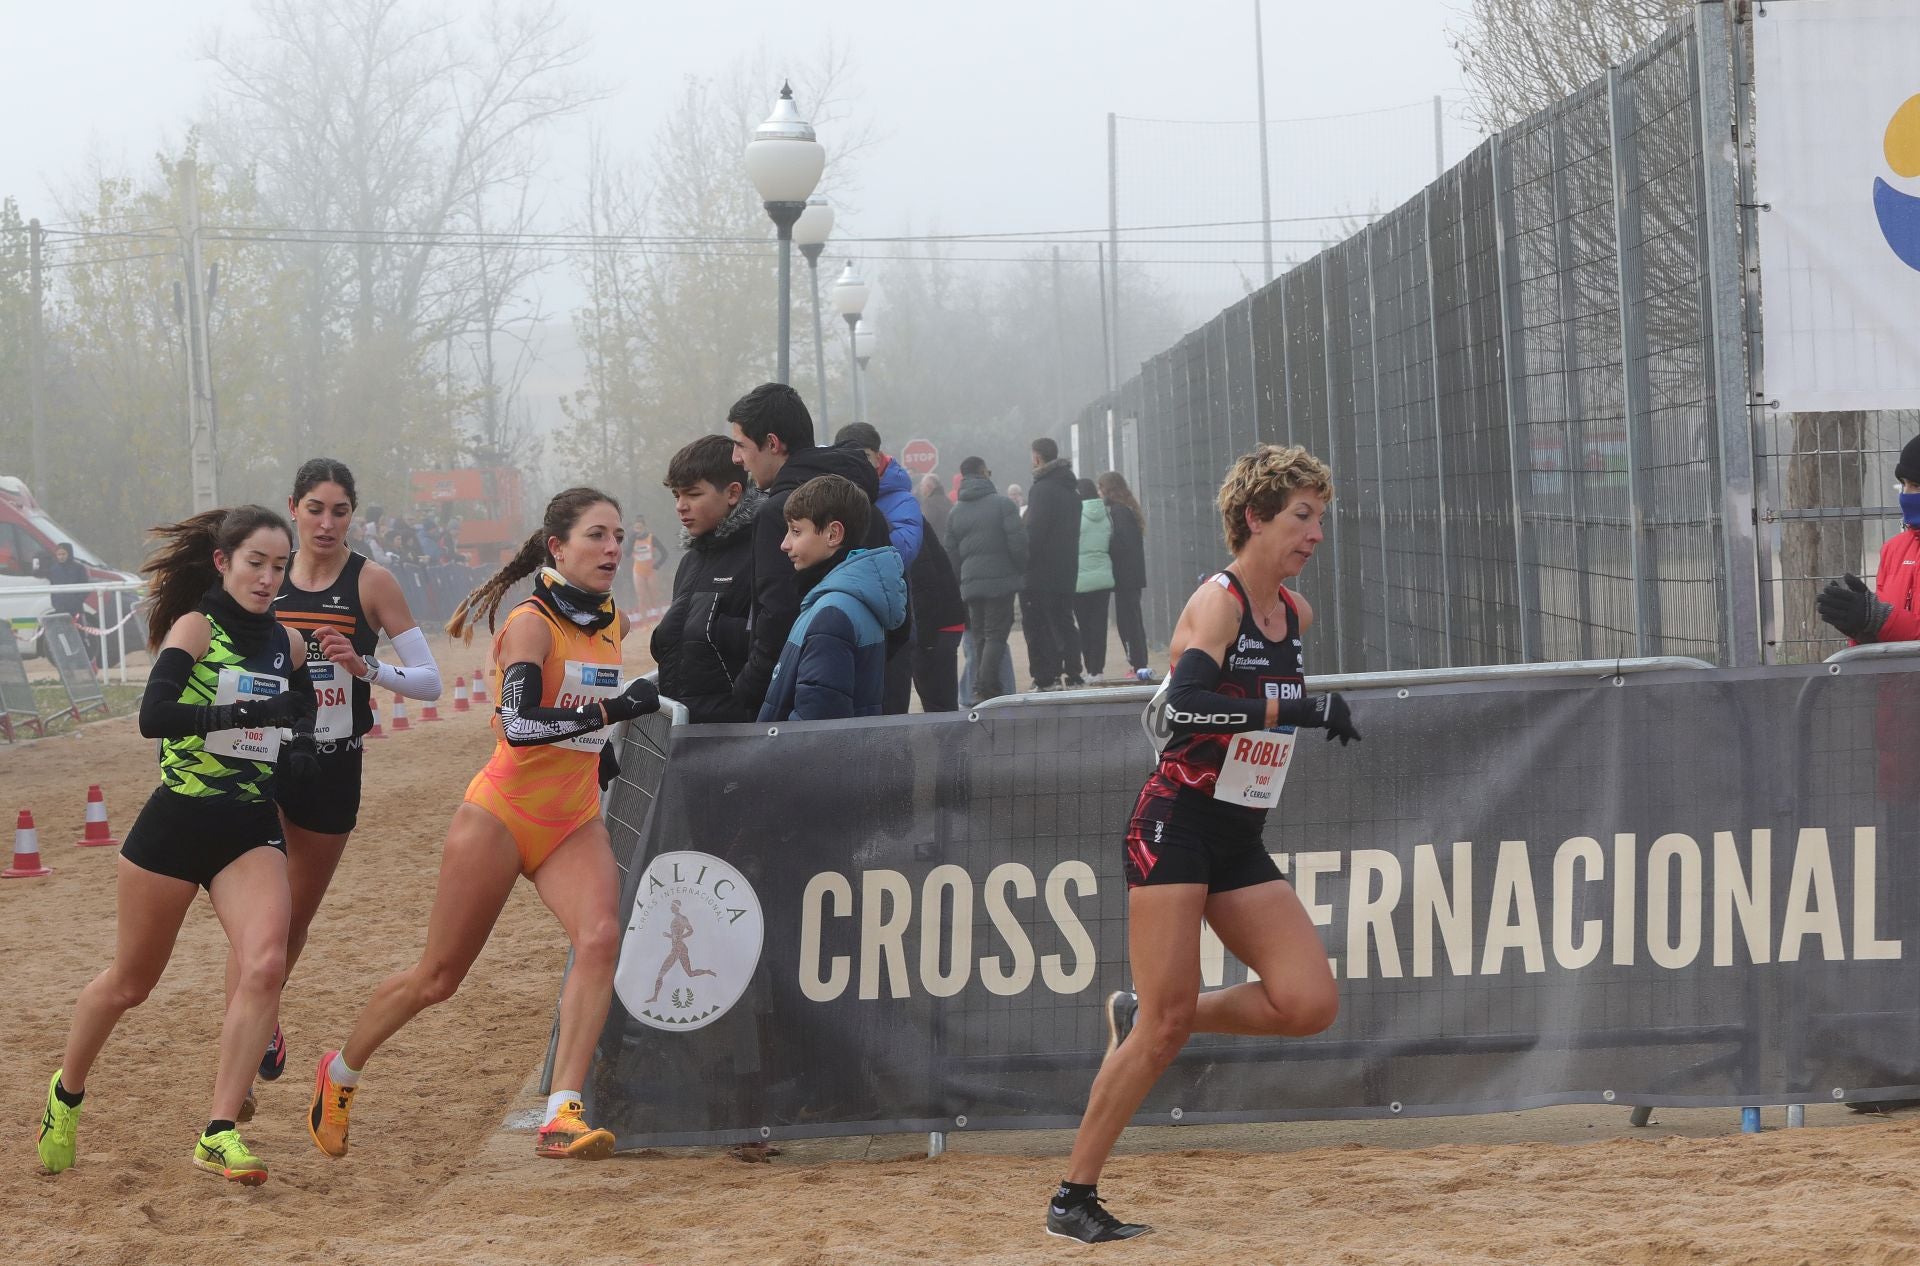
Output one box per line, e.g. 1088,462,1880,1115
534,1101,615,1160
307,1050,355,1158
192,1127,268,1185
36,1070,80,1174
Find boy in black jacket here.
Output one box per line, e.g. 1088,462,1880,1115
651,435,764,722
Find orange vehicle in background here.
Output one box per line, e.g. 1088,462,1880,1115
410,468,527,566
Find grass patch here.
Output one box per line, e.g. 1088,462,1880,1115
19,682,144,736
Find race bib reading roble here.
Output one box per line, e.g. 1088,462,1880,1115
204,668,285,762
554,660,621,753
1212,728,1295,808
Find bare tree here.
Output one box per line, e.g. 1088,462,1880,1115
1451,0,1685,131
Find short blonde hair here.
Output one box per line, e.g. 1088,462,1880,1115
1217,445,1334,553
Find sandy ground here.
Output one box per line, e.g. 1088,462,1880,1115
8,629,1920,1263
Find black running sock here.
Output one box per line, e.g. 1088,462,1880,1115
53,1078,83,1108
205,1119,235,1138
1054,1181,1098,1209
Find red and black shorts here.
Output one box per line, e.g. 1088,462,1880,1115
1122,770,1281,893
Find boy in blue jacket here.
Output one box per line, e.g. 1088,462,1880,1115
757,475,908,723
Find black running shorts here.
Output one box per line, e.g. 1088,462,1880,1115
1122,773,1281,893
274,740,364,836
121,787,286,890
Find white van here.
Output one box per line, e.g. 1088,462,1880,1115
0,476,143,664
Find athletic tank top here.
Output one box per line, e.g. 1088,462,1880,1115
276,551,379,741
482,596,625,777
159,614,295,803
1156,571,1303,815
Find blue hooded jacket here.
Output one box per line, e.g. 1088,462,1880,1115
757,547,909,722
874,454,924,567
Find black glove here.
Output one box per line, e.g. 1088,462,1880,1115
597,741,621,791
281,732,320,785
208,690,309,733
1817,574,1891,642
599,677,661,725
1284,691,1361,745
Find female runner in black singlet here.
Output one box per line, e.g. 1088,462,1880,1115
1046,445,1363,1243
242,459,442,1095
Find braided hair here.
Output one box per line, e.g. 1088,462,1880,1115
446,486,621,640
142,506,292,651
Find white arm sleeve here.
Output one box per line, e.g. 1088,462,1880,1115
369,626,443,701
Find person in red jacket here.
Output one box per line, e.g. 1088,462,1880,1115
1817,436,1920,646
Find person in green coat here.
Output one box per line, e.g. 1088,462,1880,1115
1072,477,1115,683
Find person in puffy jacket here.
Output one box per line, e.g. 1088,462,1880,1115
1021,439,1082,690
758,476,908,722
651,435,763,722
1071,478,1115,682
946,456,1028,702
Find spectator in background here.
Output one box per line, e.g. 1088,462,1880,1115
835,421,925,715
1071,479,1115,683
947,455,1028,703
1098,471,1152,682
908,529,968,712
918,473,952,541
47,542,90,619
729,382,892,717
757,475,906,722
1020,437,1082,691
653,435,764,723
629,514,669,625
1007,483,1026,516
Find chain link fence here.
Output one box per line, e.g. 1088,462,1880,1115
1063,3,1916,670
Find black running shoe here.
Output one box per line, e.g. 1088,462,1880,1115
259,1023,287,1082
1046,1196,1152,1243
1104,990,1138,1057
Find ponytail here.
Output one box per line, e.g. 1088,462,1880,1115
142,505,292,651
446,485,622,641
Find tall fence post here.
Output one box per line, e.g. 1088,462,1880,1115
1694,0,1763,668
1421,186,1457,666
1491,135,1542,663
1364,224,1395,669
1319,254,1348,672
1607,64,1659,656
1550,112,1598,660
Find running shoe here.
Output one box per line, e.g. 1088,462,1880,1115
1046,1195,1152,1243
192,1128,268,1185
1134,668,1155,683
307,1050,355,1158
238,1087,257,1123
534,1101,616,1160
1104,989,1139,1057
259,1023,287,1081
36,1070,80,1174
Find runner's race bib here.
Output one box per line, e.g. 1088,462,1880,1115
1212,728,1296,808
554,660,622,753
204,668,286,763
307,660,352,742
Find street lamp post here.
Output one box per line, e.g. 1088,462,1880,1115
853,318,876,426
794,197,835,424
830,260,869,428
744,83,825,384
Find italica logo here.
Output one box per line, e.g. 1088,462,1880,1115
1873,94,1920,271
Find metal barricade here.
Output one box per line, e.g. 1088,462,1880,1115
37,613,110,722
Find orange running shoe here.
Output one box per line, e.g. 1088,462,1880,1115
534,1101,615,1160
307,1050,355,1158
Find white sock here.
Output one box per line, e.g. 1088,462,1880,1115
546,1090,581,1122
328,1052,362,1087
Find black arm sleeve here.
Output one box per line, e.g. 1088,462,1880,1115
1160,648,1267,737
498,660,606,748
138,647,253,739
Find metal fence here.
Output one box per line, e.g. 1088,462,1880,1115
1065,2,1913,670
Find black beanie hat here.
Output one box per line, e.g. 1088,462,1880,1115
1899,435,1920,485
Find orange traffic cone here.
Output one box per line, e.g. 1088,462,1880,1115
472,666,489,704
420,694,442,723
453,677,471,712
75,785,118,848
365,697,386,740
390,695,411,732
5,810,51,878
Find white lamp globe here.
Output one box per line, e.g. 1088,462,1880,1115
794,198,835,248
832,261,870,319
854,317,876,364
744,83,825,205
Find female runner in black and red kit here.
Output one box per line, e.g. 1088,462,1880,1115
1046,445,1362,1244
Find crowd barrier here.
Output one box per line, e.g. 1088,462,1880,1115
582,656,1920,1150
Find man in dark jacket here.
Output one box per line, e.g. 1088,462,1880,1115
908,530,968,711
729,382,892,716
946,455,1028,703
1018,437,1081,691
46,543,90,619
651,435,763,723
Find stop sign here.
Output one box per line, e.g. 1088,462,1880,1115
900,438,939,477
